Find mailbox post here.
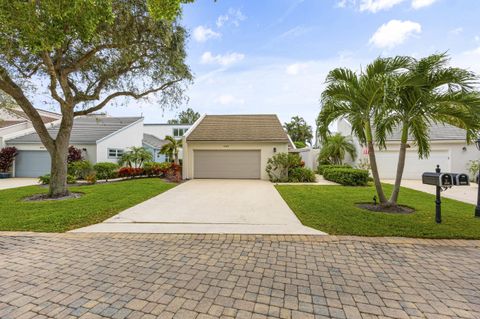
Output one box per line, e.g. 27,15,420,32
422,165,454,224
435,165,442,224
475,138,480,218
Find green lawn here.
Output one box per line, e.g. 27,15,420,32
0,178,175,232
276,184,480,239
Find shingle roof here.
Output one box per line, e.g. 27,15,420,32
0,120,26,129
386,123,467,141
7,117,142,144
186,114,290,143
6,108,58,124
142,133,168,149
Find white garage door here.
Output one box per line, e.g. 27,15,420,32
375,150,450,180
15,150,51,177
194,150,261,179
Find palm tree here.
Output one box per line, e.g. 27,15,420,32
160,136,182,164
319,133,357,164
119,147,153,168
317,56,411,204
377,53,480,205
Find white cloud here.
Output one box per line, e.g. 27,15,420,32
286,63,308,75
449,27,463,36
192,26,221,42
214,94,245,105
369,20,421,49
216,8,246,28
201,52,245,66
360,0,404,13
411,0,437,9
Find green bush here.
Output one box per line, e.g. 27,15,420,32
289,167,316,183
93,162,119,180
143,161,171,176
68,160,93,179
266,153,303,182
38,174,76,185
323,168,369,186
317,164,351,175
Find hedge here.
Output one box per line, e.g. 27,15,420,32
323,167,369,186
317,164,351,175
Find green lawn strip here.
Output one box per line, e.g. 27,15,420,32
276,184,480,239
0,178,176,232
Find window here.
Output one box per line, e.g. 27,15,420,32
108,148,124,159
173,128,188,137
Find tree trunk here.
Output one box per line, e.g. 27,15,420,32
46,114,74,197
388,124,409,205
365,122,387,204
174,152,179,165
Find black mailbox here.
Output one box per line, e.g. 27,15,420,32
422,172,453,187
451,173,470,186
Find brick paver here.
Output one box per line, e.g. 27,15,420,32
1,233,479,319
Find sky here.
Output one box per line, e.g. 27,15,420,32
103,0,480,130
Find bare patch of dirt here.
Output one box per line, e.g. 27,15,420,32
23,192,83,202
356,203,415,214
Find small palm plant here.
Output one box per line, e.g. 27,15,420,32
119,147,153,168
319,133,357,165
160,136,182,164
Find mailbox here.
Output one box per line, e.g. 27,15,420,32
422,172,453,187
451,173,470,186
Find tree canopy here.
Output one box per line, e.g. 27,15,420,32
283,116,313,146
167,107,201,124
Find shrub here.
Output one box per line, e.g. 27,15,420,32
93,162,119,181
467,160,480,182
0,147,18,172
143,162,171,177
317,164,351,175
67,146,83,163
118,167,144,178
85,173,97,184
39,174,76,185
166,163,181,182
288,167,316,183
68,160,93,179
323,168,369,186
266,153,303,182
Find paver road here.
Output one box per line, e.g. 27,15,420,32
1,233,479,319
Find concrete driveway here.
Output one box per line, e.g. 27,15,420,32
0,178,39,190
383,179,477,205
74,179,324,235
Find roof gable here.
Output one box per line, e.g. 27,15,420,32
186,114,289,143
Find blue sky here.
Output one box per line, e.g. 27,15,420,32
107,0,480,129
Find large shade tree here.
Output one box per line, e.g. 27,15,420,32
377,53,480,205
317,57,410,205
284,116,313,147
0,0,193,197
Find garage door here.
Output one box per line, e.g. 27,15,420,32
14,151,51,177
375,150,450,180
194,150,261,179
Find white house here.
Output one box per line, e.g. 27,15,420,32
6,116,143,177
142,123,191,162
336,118,478,179
182,114,292,180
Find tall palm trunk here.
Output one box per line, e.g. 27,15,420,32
389,124,409,205
365,122,387,204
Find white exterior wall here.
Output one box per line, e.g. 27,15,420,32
96,119,144,163
183,141,289,180
143,124,191,139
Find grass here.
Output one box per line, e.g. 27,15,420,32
0,178,175,232
276,183,480,239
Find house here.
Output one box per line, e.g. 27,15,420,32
182,114,291,180
336,118,477,179
6,116,143,177
143,123,191,162
0,107,61,147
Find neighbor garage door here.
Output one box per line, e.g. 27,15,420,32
14,150,51,177
375,150,450,180
194,150,261,179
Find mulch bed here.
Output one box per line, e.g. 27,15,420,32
356,203,415,214
23,192,83,202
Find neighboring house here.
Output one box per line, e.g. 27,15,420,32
143,123,191,162
0,107,61,147
6,116,143,177
182,114,292,180
336,118,478,179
